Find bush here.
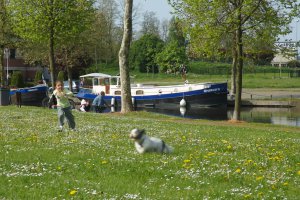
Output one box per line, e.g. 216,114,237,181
287,60,300,68
10,71,24,88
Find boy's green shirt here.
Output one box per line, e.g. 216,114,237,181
53,89,73,108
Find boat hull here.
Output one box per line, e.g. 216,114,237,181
77,83,228,108
10,86,48,106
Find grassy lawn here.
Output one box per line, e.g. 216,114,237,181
99,66,299,88
0,106,299,199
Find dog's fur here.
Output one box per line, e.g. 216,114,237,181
129,129,173,154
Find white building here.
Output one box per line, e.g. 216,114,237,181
271,42,298,67
271,53,297,67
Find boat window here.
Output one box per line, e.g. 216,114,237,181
136,90,144,95
115,91,121,95
111,77,118,85
93,78,99,86
104,78,110,85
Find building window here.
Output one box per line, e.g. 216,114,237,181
10,49,16,59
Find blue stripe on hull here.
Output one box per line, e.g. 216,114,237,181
76,83,228,107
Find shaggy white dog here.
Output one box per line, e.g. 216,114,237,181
129,129,173,154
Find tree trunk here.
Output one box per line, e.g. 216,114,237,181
49,0,55,88
49,35,55,89
0,0,6,86
119,0,133,113
0,49,4,86
233,13,243,121
230,34,237,97
67,66,73,92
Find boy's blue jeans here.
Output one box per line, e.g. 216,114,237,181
57,106,75,129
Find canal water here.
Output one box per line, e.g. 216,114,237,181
139,103,300,127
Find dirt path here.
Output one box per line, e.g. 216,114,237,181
242,88,300,100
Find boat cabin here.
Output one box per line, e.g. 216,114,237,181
80,73,130,96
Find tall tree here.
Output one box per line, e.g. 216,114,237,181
160,19,170,42
9,0,95,88
140,11,160,37
169,0,299,120
130,34,164,73
96,0,120,64
119,0,133,113
0,0,12,85
0,0,6,85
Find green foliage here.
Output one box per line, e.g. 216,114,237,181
9,0,95,45
8,0,95,87
287,60,300,68
10,71,24,88
57,71,65,81
0,106,299,199
34,70,43,84
156,40,188,73
167,17,185,46
130,34,164,73
169,0,297,61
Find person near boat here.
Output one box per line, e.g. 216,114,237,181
80,99,90,112
92,91,110,113
180,64,188,83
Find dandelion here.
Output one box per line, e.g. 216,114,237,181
101,160,108,164
297,170,300,175
235,168,241,173
221,140,228,144
258,192,263,196
245,160,253,165
256,176,263,181
283,182,288,186
184,159,191,163
69,189,77,195
207,152,216,156
227,145,232,150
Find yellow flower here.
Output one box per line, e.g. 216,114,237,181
207,152,216,156
101,160,108,164
256,176,263,181
69,190,77,195
235,168,241,173
283,182,288,186
297,170,300,175
258,192,263,196
221,140,228,144
271,185,276,190
184,159,191,163
227,145,232,150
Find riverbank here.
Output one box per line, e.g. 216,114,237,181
242,88,300,100
228,88,300,108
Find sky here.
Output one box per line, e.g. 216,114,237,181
281,19,300,42
134,0,173,21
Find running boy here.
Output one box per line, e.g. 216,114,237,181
51,80,76,131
